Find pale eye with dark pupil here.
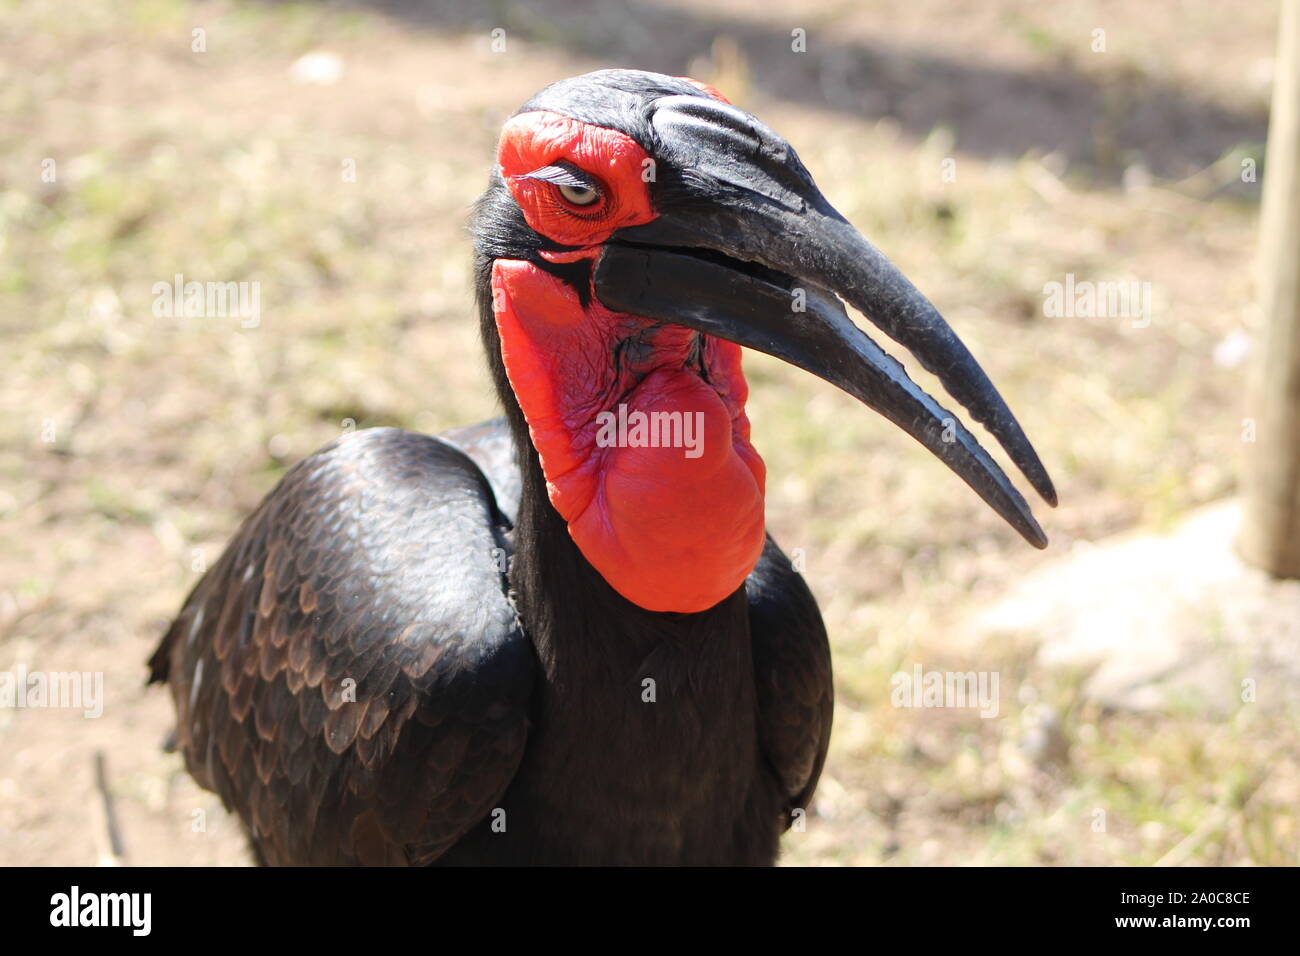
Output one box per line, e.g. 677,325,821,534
521,162,603,208
558,183,599,206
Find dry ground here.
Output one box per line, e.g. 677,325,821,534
1,0,1295,865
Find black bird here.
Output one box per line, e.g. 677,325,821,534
149,70,1055,865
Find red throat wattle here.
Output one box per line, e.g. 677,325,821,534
493,103,766,613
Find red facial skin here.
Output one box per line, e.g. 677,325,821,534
494,97,767,614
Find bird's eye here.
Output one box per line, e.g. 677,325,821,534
558,182,599,206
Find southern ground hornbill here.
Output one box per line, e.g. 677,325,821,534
149,70,1055,865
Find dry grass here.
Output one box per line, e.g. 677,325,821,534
1,0,1294,865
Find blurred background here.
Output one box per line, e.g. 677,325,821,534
1,0,1296,865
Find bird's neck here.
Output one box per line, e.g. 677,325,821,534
508,422,752,683
490,257,767,614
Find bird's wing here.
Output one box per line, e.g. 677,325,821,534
149,427,535,865
439,417,520,522
746,536,834,826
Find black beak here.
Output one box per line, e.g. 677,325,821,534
594,95,1055,548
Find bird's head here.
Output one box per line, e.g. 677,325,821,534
473,69,1055,614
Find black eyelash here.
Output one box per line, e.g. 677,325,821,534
521,161,601,194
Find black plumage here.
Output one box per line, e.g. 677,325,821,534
150,416,831,864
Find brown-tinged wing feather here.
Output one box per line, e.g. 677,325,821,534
149,427,534,865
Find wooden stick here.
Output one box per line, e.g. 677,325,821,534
93,750,127,867
1241,0,1300,574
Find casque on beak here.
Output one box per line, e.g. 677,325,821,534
592,94,1056,548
